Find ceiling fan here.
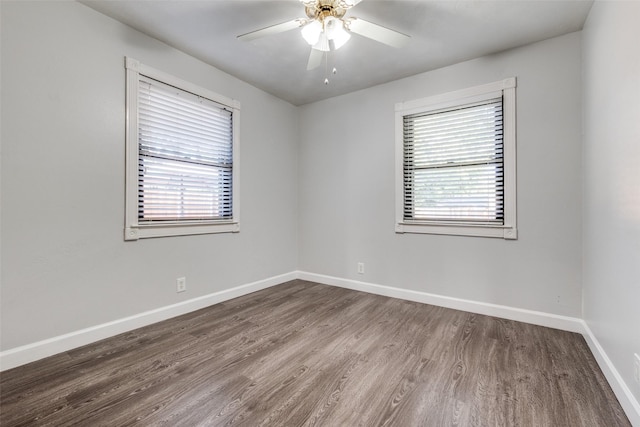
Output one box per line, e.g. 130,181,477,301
237,0,411,71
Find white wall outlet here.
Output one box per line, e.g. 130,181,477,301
357,262,365,275
176,277,187,293
634,353,640,384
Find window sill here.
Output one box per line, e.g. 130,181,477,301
125,221,239,241
395,222,517,240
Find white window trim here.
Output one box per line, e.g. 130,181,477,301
124,57,241,241
395,78,517,240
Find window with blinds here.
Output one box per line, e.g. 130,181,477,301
125,58,240,240
395,78,517,239
403,99,504,223
138,76,233,223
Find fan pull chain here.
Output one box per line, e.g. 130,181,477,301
323,52,337,85
324,51,329,84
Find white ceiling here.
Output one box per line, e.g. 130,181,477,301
81,0,593,106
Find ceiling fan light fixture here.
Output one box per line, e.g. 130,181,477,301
326,18,351,50
239,0,411,77
301,20,322,45
313,31,330,52
322,16,351,50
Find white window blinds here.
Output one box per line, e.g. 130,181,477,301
137,76,233,223
403,98,504,223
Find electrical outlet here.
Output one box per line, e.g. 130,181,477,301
176,277,187,293
357,262,365,275
634,353,640,384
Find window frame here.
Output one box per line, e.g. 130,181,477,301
395,78,517,239
124,57,241,241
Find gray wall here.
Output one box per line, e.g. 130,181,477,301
582,0,640,404
1,1,299,350
298,32,583,317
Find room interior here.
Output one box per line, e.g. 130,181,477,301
1,0,638,424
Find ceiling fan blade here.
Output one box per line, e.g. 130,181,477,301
237,19,304,42
307,48,323,70
347,18,410,48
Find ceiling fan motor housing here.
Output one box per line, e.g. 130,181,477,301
305,0,348,22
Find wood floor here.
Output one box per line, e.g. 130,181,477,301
0,280,630,426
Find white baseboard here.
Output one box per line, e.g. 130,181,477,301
0,271,297,372
582,321,640,426
298,271,585,333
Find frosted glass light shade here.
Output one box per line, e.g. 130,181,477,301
313,31,330,52
301,20,322,45
330,22,350,49
324,17,351,50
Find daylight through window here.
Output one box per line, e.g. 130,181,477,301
125,58,240,240
395,78,517,239
403,99,504,223
138,77,233,222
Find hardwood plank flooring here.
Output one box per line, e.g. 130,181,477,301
0,280,630,426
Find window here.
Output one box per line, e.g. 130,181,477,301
395,78,517,239
125,58,240,240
